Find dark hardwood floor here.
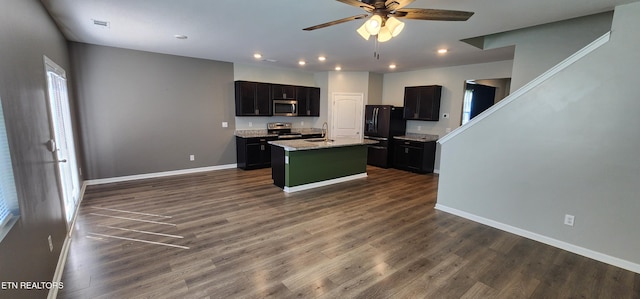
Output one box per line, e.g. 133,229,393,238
59,166,640,298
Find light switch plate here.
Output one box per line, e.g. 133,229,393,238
222,122,228,128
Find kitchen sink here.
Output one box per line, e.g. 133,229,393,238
305,138,334,143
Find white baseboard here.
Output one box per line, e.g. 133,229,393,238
48,182,88,299
284,173,367,193
48,164,236,298
435,203,640,274
85,164,237,185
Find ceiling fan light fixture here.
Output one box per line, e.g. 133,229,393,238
364,15,382,35
377,27,392,42
356,22,371,40
385,17,405,37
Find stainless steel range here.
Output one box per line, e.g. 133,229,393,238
267,122,302,139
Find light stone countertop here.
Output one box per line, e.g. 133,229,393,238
269,138,378,151
394,133,439,142
234,130,277,138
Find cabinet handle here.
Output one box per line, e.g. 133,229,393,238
255,109,259,114
260,139,266,142
261,145,265,151
405,148,409,154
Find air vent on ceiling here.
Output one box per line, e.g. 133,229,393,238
92,19,110,28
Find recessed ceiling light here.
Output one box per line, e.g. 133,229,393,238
437,48,448,54
253,53,262,59
318,56,326,61
174,34,188,40
298,60,306,66
335,66,342,71
389,64,397,69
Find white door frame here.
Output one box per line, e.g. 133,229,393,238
44,56,80,233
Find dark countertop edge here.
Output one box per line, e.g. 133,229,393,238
394,135,439,142
235,129,323,138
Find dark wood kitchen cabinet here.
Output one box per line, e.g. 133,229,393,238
235,81,272,116
236,136,277,169
393,139,436,173
403,85,442,121
295,86,320,116
271,84,296,99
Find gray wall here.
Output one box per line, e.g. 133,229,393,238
367,73,384,105
484,11,613,90
437,2,640,267
0,0,73,297
382,60,514,171
69,43,236,179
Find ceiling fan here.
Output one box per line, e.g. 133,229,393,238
303,0,474,42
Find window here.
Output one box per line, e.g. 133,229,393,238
0,96,19,241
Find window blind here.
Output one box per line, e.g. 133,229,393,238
0,96,19,237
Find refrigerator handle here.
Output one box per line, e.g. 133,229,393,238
373,107,379,132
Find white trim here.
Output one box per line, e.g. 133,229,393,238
283,173,367,193
43,55,66,78
435,203,640,274
47,181,87,299
85,164,237,185
48,163,237,297
433,168,440,174
438,31,611,145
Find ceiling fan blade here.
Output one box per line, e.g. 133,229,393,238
385,0,415,11
395,8,474,21
336,0,375,12
303,14,369,31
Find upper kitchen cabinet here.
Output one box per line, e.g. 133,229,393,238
295,86,320,117
235,81,272,116
403,85,442,121
271,84,296,99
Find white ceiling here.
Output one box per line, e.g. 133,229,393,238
41,0,637,74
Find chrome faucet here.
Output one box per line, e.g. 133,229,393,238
322,122,329,142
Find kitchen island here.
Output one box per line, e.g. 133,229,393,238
269,138,377,193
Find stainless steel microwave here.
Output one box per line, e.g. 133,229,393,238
273,100,298,116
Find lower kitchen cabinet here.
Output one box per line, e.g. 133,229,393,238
236,136,277,170
393,139,436,173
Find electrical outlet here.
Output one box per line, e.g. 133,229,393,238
48,235,53,252
189,154,195,161
564,214,575,226
301,121,304,126
417,126,422,131
222,122,228,128
249,122,253,127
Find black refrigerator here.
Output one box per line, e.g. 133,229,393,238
364,105,406,168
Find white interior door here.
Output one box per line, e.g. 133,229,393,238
45,56,80,231
331,93,364,139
